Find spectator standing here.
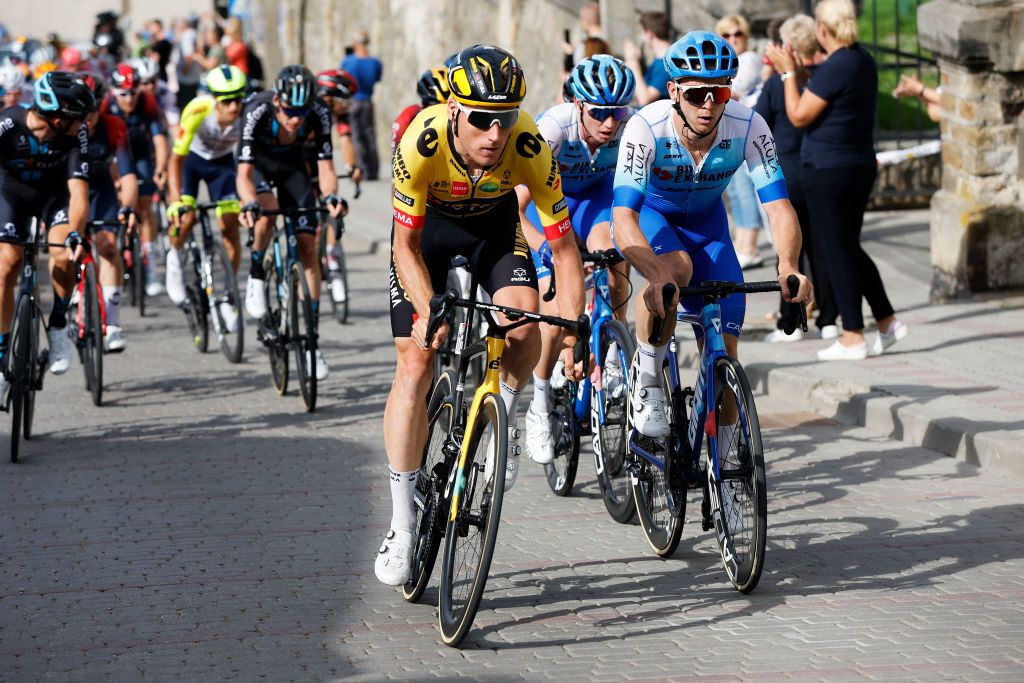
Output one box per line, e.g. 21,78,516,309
173,17,203,112
197,24,227,71
568,2,605,63
766,0,908,360
623,12,673,105
224,18,250,74
756,14,838,342
341,30,383,181
146,20,173,83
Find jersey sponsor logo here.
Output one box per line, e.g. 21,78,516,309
431,180,449,189
543,216,572,241
719,139,731,149
545,156,558,188
393,207,424,229
416,126,439,157
479,181,498,192
623,141,649,185
552,198,567,215
752,133,779,178
515,132,543,159
451,181,469,196
0,118,13,137
0,222,16,238
510,267,529,282
392,148,412,181
393,188,415,207
653,166,672,181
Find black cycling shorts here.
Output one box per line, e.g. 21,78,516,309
0,175,70,244
389,193,537,338
248,154,317,235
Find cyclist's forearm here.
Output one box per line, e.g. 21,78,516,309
68,179,89,234
168,154,185,200
317,160,338,197
611,207,667,281
551,237,585,329
338,135,357,169
236,163,257,205
763,199,801,273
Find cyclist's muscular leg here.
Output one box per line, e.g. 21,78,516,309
491,285,541,391
587,222,631,323
296,232,320,302
137,195,156,249
383,338,435,472
93,231,123,285
635,250,693,346
219,212,241,272
46,224,77,299
532,278,562,382
250,193,279,255
0,244,23,333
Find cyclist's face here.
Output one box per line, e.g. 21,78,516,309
114,88,138,112
669,77,731,136
447,100,515,167
2,92,18,109
273,96,306,133
577,101,627,144
215,97,243,123
86,109,101,132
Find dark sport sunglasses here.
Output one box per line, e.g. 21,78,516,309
582,104,629,122
281,106,310,118
456,102,519,130
676,84,732,106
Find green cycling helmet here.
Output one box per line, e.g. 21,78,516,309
206,65,247,101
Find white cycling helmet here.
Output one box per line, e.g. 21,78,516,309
0,62,26,93
129,56,159,83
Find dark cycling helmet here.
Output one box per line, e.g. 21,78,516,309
561,74,574,103
415,67,450,106
663,31,738,81
82,72,107,110
274,65,316,108
110,63,139,91
315,69,358,99
447,45,525,110
33,71,95,120
569,55,635,106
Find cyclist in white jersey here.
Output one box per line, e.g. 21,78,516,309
518,54,635,465
611,31,812,438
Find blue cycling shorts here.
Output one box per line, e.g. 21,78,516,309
612,200,746,337
183,152,238,204
526,174,613,279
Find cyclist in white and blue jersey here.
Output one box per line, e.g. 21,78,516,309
517,54,635,465
611,32,812,438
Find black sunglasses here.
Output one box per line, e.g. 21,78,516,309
458,103,519,130
583,105,629,122
281,106,310,118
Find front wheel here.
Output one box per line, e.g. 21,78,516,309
8,294,32,463
593,320,636,523
265,260,288,396
710,357,767,593
438,392,507,647
543,380,580,496
289,263,317,412
83,264,104,407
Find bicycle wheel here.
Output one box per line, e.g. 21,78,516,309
543,380,580,496
288,263,317,412
132,232,145,317
184,282,209,353
207,240,244,363
438,392,507,647
22,297,41,441
631,362,684,557
592,320,636,523
709,357,767,593
8,294,31,463
403,369,456,603
83,264,104,407
332,237,349,324
265,259,288,396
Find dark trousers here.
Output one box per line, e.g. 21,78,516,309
803,164,893,331
350,99,380,180
778,155,837,331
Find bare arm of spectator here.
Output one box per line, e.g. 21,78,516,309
764,44,827,128
623,39,662,105
892,74,941,123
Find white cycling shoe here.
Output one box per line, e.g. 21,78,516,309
524,404,555,465
374,528,414,586
219,302,240,333
46,327,73,375
165,248,187,306
483,426,521,491
328,264,346,304
104,325,127,353
245,276,267,319
629,384,671,438
307,349,329,380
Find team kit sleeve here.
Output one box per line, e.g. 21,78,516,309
172,97,212,157
390,112,432,230
235,100,263,165
743,113,788,203
67,122,90,181
534,110,564,157
519,120,571,242
311,101,334,160
612,114,655,214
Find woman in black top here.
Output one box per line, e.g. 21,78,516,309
766,0,908,361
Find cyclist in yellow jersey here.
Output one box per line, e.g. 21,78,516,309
164,66,247,307
377,45,587,586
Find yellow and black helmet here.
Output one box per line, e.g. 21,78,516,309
446,45,525,110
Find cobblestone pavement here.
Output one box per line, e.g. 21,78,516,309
2,205,1023,681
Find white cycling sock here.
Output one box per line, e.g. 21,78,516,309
605,341,621,369
531,374,550,414
103,286,122,326
636,340,668,389
388,466,418,533
500,379,521,427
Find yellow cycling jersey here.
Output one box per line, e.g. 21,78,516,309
172,95,241,160
392,103,572,240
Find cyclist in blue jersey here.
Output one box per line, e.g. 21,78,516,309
611,32,812,438
517,54,635,465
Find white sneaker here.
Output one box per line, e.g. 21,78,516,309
483,426,521,491
764,327,804,343
245,276,267,319
817,340,867,361
165,249,186,305
47,327,73,375
218,301,240,333
737,251,764,270
104,325,127,353
308,349,329,380
629,383,671,438
525,404,555,465
819,324,840,340
328,269,346,304
145,281,164,297
374,528,414,586
868,320,909,357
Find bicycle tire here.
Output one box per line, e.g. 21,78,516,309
289,263,317,412
208,240,244,363
632,362,684,557
403,369,456,603
593,320,636,523
85,264,104,407
184,282,209,353
710,357,767,593
22,297,41,441
265,258,288,396
132,232,145,317
543,380,580,496
8,293,31,463
333,237,349,324
439,392,507,647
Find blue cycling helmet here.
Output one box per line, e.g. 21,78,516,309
569,54,635,106
663,31,738,81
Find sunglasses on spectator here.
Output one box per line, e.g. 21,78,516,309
582,104,630,122
456,102,519,130
721,31,745,39
676,84,732,106
281,106,310,118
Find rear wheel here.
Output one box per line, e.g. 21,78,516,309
206,240,244,363
129,231,145,316
289,263,317,412
22,298,40,441
8,294,32,463
543,381,580,496
332,237,349,324
438,393,507,647
265,259,288,396
593,320,636,523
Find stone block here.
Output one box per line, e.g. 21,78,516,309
919,0,1024,71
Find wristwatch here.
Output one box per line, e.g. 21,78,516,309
781,71,795,82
